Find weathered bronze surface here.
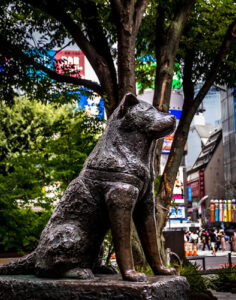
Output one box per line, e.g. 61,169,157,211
0,93,176,282
0,274,190,300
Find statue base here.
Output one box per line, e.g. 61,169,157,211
0,274,189,299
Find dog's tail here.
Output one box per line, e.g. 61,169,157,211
0,251,36,275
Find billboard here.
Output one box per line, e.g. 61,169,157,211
161,91,183,154
55,50,85,78
188,180,200,198
161,111,181,154
162,133,175,154
169,206,185,219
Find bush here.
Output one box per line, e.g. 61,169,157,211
212,265,236,293
0,97,103,254
180,262,207,293
0,207,52,254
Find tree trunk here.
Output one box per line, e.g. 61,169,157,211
117,2,137,101
152,1,196,263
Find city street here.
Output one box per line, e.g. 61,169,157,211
188,250,236,270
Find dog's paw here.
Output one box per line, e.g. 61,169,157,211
154,266,177,276
123,270,147,282
64,267,95,280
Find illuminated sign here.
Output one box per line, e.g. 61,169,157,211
169,206,185,219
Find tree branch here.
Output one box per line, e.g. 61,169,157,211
21,0,119,113
134,0,149,36
37,64,103,95
110,0,121,24
0,35,103,95
153,0,196,108
193,18,236,110
21,0,110,79
78,1,118,93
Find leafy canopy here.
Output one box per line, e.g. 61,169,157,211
0,97,103,252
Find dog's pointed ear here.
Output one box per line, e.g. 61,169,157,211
118,93,139,118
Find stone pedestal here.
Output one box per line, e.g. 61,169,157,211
0,274,190,300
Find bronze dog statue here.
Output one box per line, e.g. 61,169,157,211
0,93,176,282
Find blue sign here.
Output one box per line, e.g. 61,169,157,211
73,90,105,119
187,186,192,201
169,109,182,120
169,206,185,219
26,49,56,80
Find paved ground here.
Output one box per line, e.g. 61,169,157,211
188,250,236,270
189,250,236,299
210,289,236,300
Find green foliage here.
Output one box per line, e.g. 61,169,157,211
211,265,236,292
0,0,114,102
0,97,103,253
136,264,154,275
180,262,207,292
136,0,236,88
103,230,114,265
179,0,236,86
0,208,52,254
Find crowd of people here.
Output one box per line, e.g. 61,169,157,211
184,229,236,256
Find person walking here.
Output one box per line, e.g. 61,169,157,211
216,230,221,251
230,232,236,252
220,230,226,251
202,230,210,251
209,230,217,256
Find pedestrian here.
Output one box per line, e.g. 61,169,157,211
209,229,217,256
230,232,236,252
202,230,210,251
216,230,221,252
184,232,188,242
191,231,198,245
220,230,226,251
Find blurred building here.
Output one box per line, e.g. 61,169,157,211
221,88,236,198
186,85,221,168
187,127,225,221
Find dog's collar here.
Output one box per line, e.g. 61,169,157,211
81,168,144,191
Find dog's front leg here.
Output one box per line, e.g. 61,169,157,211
105,183,146,282
133,187,176,276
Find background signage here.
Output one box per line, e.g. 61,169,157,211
187,186,192,201
55,50,85,78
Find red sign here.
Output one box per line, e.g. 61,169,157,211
199,169,205,198
188,180,200,198
55,50,85,78
187,169,205,199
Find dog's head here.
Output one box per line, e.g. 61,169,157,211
117,93,176,139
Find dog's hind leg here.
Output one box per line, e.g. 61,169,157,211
105,183,146,282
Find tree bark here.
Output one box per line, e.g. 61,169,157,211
153,0,196,111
